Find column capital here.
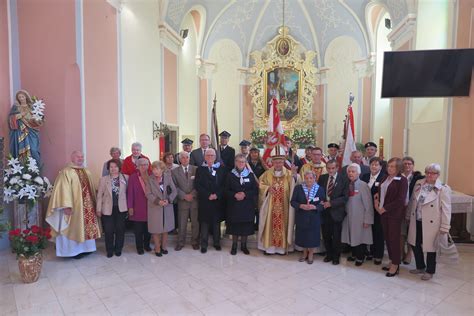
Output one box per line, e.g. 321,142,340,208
387,14,417,50
196,58,216,79
317,67,330,85
159,22,183,55
353,54,376,78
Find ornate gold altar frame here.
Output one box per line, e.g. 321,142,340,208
249,27,318,132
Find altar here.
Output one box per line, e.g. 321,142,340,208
450,191,474,241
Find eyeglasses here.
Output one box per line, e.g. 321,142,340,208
426,172,439,175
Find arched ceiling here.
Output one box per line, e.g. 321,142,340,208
165,0,409,67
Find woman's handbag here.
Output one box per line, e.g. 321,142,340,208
437,233,459,264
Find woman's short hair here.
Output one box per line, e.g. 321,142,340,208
387,157,403,173
162,152,174,162
151,160,166,171
369,157,383,166
234,153,247,162
109,147,121,155
425,163,441,174
137,158,149,166
106,158,122,171
402,156,415,164
347,163,361,174
303,170,316,178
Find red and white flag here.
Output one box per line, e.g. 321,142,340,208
342,104,356,167
262,97,286,166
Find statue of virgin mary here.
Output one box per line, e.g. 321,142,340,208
8,90,42,165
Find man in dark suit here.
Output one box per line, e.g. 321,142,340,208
361,157,386,264
190,133,211,167
219,131,235,172
174,138,193,164
239,139,251,158
318,159,349,265
341,150,370,178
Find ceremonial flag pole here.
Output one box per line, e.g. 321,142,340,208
262,96,286,168
342,93,356,167
210,94,221,162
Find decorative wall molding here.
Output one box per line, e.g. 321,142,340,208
353,53,375,78
195,57,216,79
317,67,330,85
387,13,416,50
237,67,252,85
159,22,183,55
106,0,122,11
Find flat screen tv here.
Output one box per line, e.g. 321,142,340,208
382,49,474,98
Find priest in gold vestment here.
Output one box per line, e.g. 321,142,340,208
299,147,327,182
46,151,101,258
258,156,299,254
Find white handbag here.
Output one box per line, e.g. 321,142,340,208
437,233,459,264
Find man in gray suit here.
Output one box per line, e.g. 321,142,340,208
171,151,199,250
190,134,211,167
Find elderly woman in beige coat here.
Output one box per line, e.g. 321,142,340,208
146,161,177,257
96,159,129,258
407,163,451,281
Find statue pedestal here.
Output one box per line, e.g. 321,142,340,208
12,200,42,230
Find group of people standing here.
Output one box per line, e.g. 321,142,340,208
45,132,452,282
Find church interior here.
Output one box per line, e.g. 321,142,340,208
0,0,474,315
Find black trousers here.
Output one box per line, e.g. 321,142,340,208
200,221,221,249
322,214,342,260
412,220,437,274
132,221,151,251
173,203,179,230
370,212,385,259
102,206,127,254
352,244,366,261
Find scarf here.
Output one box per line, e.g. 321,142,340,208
232,167,250,185
302,182,319,202
202,161,221,169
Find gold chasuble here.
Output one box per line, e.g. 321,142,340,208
257,167,298,254
46,165,101,243
299,162,327,182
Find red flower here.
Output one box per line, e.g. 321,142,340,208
26,235,39,244
44,227,52,235
31,225,41,234
46,233,52,239
9,228,21,237
23,229,30,235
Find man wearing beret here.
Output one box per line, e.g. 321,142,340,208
362,142,378,166
219,131,236,172
175,138,193,164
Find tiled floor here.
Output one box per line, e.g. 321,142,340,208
1,240,473,315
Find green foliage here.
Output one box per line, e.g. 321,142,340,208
250,129,267,147
291,129,316,148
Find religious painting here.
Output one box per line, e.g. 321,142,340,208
276,37,290,56
265,67,301,122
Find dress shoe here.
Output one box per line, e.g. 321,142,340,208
409,269,424,274
385,265,400,277
347,256,356,262
73,253,86,259
241,243,250,255
155,251,162,257
214,245,222,251
175,245,183,251
137,249,144,255
115,252,122,257
355,260,363,266
144,246,152,252
421,273,433,281
161,248,168,255
106,253,113,258
192,244,200,250
402,260,410,265
382,266,390,271
373,259,382,265
365,255,373,261
323,256,333,263
201,247,207,254
332,259,340,265
231,243,237,255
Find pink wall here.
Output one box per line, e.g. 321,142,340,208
17,0,82,180
448,0,474,194
0,0,11,145
163,47,178,125
199,79,208,133
83,0,118,181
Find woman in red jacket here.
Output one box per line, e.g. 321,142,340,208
375,157,408,277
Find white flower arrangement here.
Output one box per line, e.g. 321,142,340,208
31,98,46,121
3,156,53,203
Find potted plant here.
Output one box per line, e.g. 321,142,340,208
291,128,316,148
250,129,267,148
9,225,51,283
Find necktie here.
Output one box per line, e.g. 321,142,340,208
185,167,188,178
327,176,334,197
